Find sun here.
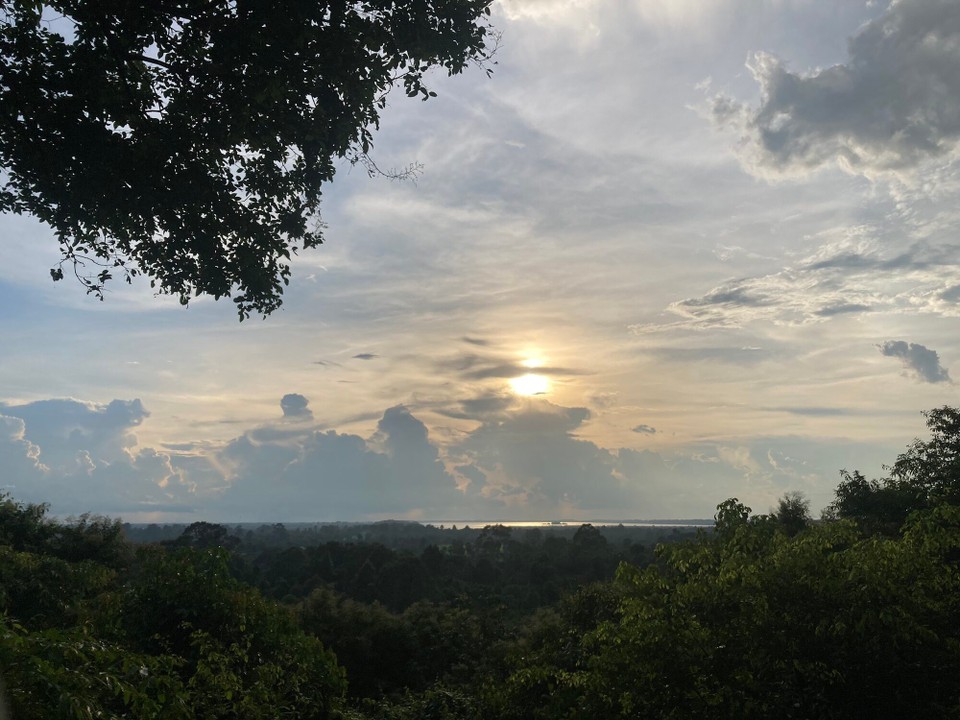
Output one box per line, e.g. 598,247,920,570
510,373,550,396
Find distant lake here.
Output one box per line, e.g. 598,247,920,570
418,519,715,529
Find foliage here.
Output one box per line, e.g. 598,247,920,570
0,492,129,567
347,686,482,720
0,500,346,718
0,615,190,720
492,503,960,719
0,545,114,628
773,490,810,536
0,0,495,317
827,407,960,533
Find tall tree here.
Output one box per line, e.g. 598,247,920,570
828,407,960,533
0,0,495,316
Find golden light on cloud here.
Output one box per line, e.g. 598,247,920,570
511,373,550,396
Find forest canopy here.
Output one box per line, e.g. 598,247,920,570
0,0,495,317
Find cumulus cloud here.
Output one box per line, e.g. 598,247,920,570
714,0,960,177
878,340,951,383
632,424,657,434
451,402,628,515
280,393,312,419
0,398,148,471
219,404,466,521
0,398,194,514
0,415,46,484
0,394,900,522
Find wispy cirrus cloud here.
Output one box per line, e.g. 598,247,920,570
632,236,960,333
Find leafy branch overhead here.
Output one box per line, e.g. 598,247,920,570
0,0,496,317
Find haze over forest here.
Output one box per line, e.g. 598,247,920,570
5,0,960,523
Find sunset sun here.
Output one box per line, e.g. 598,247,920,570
510,373,550,396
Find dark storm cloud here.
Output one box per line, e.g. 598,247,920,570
714,0,960,175
879,340,951,383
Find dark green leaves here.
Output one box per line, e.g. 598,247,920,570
0,0,495,317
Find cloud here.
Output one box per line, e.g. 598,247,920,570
436,394,518,421
436,352,584,382
645,345,771,365
878,340,951,383
0,393,898,521
451,401,629,515
352,353,379,360
632,424,657,434
0,398,195,514
766,407,851,417
0,415,46,483
219,403,466,521
632,234,960,333
813,303,872,317
280,393,312,419
497,0,598,24
714,0,960,177
0,398,148,471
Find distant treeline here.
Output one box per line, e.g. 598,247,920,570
149,520,698,616
123,520,704,552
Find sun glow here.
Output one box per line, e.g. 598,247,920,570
510,373,550,396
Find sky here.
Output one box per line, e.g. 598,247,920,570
3,0,960,523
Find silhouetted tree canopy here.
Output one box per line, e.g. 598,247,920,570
0,0,495,317
828,406,960,533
